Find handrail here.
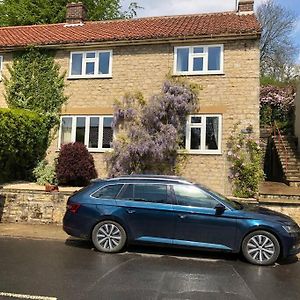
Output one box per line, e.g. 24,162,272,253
273,121,288,172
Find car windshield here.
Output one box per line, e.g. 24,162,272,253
195,184,243,210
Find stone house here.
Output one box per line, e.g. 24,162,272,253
0,0,261,195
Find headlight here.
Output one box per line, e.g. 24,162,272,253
282,224,300,234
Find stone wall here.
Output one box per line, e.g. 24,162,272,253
0,38,260,195
295,83,300,151
0,189,71,224
1,189,300,226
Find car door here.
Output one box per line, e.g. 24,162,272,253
172,184,237,251
116,183,176,245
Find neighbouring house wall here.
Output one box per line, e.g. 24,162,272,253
295,83,300,152
0,52,13,108
0,39,260,195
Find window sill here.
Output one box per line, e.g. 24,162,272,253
56,148,113,153
67,75,112,80
173,72,224,76
178,149,222,155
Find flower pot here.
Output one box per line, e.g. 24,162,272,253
45,183,59,192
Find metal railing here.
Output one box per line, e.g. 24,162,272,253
273,121,288,172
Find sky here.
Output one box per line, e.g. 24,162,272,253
121,0,300,62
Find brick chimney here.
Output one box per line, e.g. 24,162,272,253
66,2,87,24
237,0,254,14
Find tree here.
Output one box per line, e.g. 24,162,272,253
256,0,299,81
0,0,140,26
106,79,199,176
4,48,67,127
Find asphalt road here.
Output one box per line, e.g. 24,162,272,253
0,238,299,300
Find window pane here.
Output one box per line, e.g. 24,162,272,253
86,62,95,75
117,184,134,200
190,127,201,150
176,48,189,72
61,117,72,145
174,185,218,208
86,52,96,59
208,47,221,71
102,117,113,148
134,184,167,203
191,116,202,124
76,117,85,144
98,52,110,74
206,117,219,150
193,47,204,54
89,117,99,148
193,57,203,71
92,184,123,199
71,53,83,75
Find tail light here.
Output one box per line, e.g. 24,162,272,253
67,203,81,214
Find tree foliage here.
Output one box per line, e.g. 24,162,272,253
106,79,199,177
56,142,98,186
0,0,140,26
256,0,299,81
0,108,50,183
4,48,67,127
260,85,295,133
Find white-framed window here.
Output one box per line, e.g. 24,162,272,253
174,45,223,75
58,115,114,152
181,115,222,154
0,55,3,80
69,50,112,79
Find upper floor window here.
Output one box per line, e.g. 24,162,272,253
181,115,222,154
59,115,114,151
0,56,3,80
69,50,112,78
174,45,223,75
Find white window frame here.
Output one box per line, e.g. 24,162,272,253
184,114,222,154
68,50,113,79
58,115,114,152
174,45,224,75
0,55,3,80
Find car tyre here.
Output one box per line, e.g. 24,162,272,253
242,230,280,266
92,220,127,253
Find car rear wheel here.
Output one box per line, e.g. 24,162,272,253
242,230,280,265
92,221,127,253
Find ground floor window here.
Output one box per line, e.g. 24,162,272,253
59,115,113,151
182,114,222,154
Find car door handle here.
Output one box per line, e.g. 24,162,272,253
126,209,136,214
178,214,187,219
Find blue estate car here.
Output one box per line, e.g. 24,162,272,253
63,175,300,265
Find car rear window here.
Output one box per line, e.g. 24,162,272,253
91,184,123,199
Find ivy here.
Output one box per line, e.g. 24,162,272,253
227,123,264,198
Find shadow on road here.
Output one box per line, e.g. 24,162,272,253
64,237,299,265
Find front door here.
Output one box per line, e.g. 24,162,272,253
172,184,237,251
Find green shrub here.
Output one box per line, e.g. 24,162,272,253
33,159,56,185
0,108,49,183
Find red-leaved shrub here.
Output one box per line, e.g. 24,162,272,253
56,142,97,186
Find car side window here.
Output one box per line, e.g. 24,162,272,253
173,184,219,208
117,184,169,204
134,184,168,204
91,184,123,199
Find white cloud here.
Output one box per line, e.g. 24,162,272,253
122,0,266,17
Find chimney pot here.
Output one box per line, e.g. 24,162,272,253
66,2,87,24
237,0,254,14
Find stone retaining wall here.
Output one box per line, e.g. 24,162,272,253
0,189,72,224
1,189,300,225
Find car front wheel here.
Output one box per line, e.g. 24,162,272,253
242,230,280,265
92,220,127,253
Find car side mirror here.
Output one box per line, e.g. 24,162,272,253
215,203,226,214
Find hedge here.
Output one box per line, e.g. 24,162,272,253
0,108,49,182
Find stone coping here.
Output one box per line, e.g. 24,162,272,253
0,182,80,195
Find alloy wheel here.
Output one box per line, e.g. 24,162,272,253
96,223,122,251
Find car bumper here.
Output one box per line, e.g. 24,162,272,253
282,232,300,257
